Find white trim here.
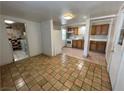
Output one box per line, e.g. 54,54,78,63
91,14,116,21
106,18,114,71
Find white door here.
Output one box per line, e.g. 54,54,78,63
109,10,124,90
114,52,124,90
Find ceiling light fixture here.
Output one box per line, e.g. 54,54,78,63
4,20,15,24
63,13,74,20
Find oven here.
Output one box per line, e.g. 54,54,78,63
66,39,72,47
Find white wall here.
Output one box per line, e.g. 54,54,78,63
52,30,62,56
114,52,124,90
41,20,53,56
52,22,62,56
26,21,42,56
0,15,13,66
0,15,42,66
41,20,63,56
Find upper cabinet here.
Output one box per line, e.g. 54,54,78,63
91,26,96,35
68,27,79,35
101,24,109,35
95,25,101,35
90,24,109,35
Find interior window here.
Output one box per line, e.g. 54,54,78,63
62,29,66,40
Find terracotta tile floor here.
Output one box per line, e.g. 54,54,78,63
62,47,106,66
0,54,112,91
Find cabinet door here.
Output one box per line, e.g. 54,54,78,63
72,40,77,48
91,26,96,35
76,27,79,35
101,24,109,35
73,28,78,35
96,42,106,53
90,41,97,51
73,28,75,34
95,25,101,35
77,40,82,49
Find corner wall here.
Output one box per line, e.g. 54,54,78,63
41,20,53,56
26,21,42,56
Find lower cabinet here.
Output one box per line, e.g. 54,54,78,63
90,41,97,51
90,41,106,53
72,40,106,53
72,40,77,48
72,40,84,49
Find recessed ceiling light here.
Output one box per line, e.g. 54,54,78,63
4,20,15,24
63,13,74,20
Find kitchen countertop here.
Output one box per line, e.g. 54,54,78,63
90,35,108,42
72,38,83,40
66,35,108,42
66,38,83,41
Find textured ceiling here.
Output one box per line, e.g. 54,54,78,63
1,1,123,23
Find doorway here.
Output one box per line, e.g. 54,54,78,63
5,20,29,61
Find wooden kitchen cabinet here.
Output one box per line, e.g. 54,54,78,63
72,40,84,49
90,41,97,51
67,27,79,35
90,41,106,53
101,24,109,35
73,27,78,35
77,40,82,49
95,25,101,35
91,24,109,35
91,26,96,35
72,40,77,48
97,42,106,53
90,24,109,53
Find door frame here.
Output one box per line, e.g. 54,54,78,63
3,17,30,62
106,18,115,71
